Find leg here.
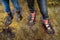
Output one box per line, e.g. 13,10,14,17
2,0,13,26
37,0,48,19
2,0,10,13
27,0,34,13
37,0,55,34
27,0,36,26
11,0,21,11
11,0,23,21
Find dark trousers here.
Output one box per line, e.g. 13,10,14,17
27,0,49,19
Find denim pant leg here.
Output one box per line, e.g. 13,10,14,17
11,0,21,12
2,0,11,13
27,0,34,13
37,0,48,19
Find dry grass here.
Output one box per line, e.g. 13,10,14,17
0,0,60,40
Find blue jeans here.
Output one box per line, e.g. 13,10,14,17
27,0,48,19
2,0,21,13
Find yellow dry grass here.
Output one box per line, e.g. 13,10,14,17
0,0,60,40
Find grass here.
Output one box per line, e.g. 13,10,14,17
0,0,60,40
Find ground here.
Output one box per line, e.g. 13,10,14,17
0,0,60,40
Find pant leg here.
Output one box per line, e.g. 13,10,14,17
2,0,11,13
11,0,21,12
27,0,34,13
37,0,49,19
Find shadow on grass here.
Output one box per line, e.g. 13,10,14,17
0,25,15,40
